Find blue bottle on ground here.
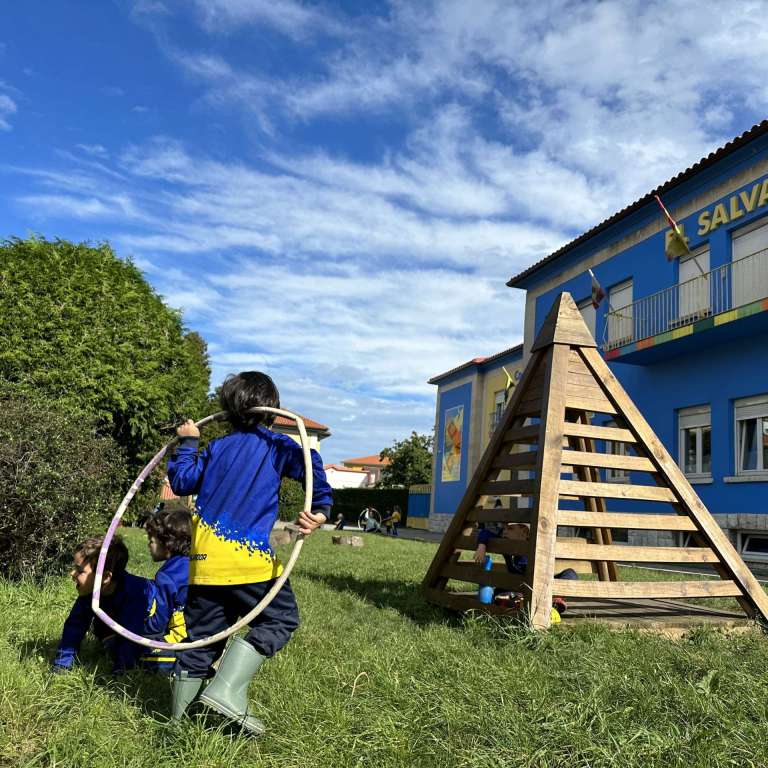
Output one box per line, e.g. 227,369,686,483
478,555,494,605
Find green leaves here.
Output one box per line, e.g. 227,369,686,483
378,431,433,488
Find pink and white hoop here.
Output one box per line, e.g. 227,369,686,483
91,406,313,650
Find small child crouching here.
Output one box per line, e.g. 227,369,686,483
53,535,154,674
139,502,191,673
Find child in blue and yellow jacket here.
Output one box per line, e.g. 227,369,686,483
52,535,154,674
167,371,333,733
139,503,191,673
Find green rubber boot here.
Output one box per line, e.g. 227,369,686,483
198,636,266,736
171,671,204,720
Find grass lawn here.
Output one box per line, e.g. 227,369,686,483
2,528,768,768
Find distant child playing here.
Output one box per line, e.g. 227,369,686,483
167,371,333,734
139,503,191,673
53,535,154,674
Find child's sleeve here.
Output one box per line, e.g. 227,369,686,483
144,567,176,636
277,438,334,515
52,596,93,671
167,437,210,496
476,528,496,547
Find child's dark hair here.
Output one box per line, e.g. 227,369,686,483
146,503,192,557
219,371,280,429
75,535,129,577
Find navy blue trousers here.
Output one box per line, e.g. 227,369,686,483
176,580,300,678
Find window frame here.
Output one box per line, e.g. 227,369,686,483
677,405,712,481
734,394,768,476
607,279,633,346
737,530,768,562
577,297,597,339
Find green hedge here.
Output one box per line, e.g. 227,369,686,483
331,488,409,526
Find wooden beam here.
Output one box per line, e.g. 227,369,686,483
552,579,744,599
453,535,529,556
503,424,541,444
440,561,526,590
478,480,537,496
580,345,768,622
561,422,636,443
556,510,698,531
527,344,570,630
467,507,533,524
561,450,655,472
558,479,676,502
555,541,720,563
492,451,538,470
424,588,521,616
565,396,618,415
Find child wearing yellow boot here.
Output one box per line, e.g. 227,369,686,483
167,372,333,734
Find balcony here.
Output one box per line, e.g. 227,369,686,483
602,247,768,361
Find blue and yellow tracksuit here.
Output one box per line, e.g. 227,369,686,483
139,554,189,672
52,572,155,674
167,426,333,677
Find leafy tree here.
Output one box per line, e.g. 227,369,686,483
0,394,126,579
0,237,211,474
378,431,433,488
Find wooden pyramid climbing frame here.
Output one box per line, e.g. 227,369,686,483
423,292,768,630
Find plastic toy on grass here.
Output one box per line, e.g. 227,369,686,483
91,406,313,651
358,507,382,533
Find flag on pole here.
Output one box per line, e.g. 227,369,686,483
588,268,605,309
654,194,690,260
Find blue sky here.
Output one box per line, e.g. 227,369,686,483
2,1,768,462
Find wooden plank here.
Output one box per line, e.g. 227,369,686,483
580,345,768,622
560,450,655,472
441,561,525,590
468,507,533,524
517,399,543,417
555,558,598,575
531,295,597,352
565,396,617,415
557,510,697,531
561,422,636,443
492,451,538,470
503,424,540,444
424,588,520,616
454,535,530,556
567,371,602,387
558,479,676,502
552,579,743,599
527,343,570,630
479,480,536,496
422,349,544,592
567,382,612,400
555,541,720,563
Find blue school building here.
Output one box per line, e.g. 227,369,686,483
504,120,768,563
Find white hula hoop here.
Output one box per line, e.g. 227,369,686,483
91,406,313,650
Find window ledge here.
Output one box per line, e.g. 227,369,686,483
684,474,713,485
724,473,768,483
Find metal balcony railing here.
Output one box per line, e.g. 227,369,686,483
602,247,768,351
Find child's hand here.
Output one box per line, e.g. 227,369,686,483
295,509,327,536
473,543,487,565
177,419,200,439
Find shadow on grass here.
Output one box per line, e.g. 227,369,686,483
301,570,461,626
16,636,174,718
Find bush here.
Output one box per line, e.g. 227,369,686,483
331,488,409,526
0,395,126,580
279,478,305,522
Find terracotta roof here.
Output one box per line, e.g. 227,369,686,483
507,120,768,288
324,463,365,472
272,413,330,434
343,454,390,467
428,343,523,384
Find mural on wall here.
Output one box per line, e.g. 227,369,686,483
441,405,464,482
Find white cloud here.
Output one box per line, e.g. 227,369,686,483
76,143,109,158
0,92,17,131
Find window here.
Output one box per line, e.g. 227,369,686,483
604,420,629,483
732,218,768,307
489,389,506,433
678,405,712,479
607,280,633,345
577,297,596,339
677,247,710,321
734,394,768,475
739,532,768,562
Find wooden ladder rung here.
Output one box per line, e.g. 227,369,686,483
453,536,529,556
556,510,697,531
555,541,720,563
558,480,676,502
440,561,525,590
552,579,743,599
560,451,655,472
479,480,537,496
467,507,533,524
492,451,538,469
503,425,540,444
